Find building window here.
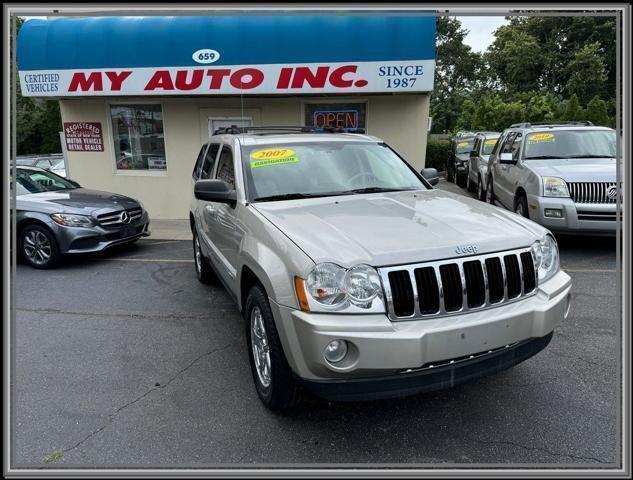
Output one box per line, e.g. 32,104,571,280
304,102,366,131
110,104,166,171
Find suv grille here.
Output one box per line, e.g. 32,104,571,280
97,207,143,227
380,248,537,321
567,182,618,204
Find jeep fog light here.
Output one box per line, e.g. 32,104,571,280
324,340,348,364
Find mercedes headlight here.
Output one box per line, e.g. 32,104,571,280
543,177,570,197
50,213,94,228
531,235,560,283
296,263,385,313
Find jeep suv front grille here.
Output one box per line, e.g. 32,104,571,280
567,182,618,204
380,248,538,321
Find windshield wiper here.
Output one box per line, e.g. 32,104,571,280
566,154,614,159
347,187,419,194
252,192,348,202
524,155,566,160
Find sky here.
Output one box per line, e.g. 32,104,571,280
458,16,509,53
22,15,508,54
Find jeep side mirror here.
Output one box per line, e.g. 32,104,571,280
499,153,516,164
194,179,237,206
421,167,439,186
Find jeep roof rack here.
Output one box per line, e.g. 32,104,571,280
510,121,594,128
212,125,366,135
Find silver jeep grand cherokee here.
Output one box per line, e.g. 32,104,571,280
486,121,618,235
189,126,572,411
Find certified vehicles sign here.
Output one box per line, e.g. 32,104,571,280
17,15,436,97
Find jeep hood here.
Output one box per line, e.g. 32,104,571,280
253,189,547,267
526,158,616,182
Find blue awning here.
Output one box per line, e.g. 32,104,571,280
17,14,436,97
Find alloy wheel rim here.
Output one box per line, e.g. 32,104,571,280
250,306,271,388
194,237,202,273
23,230,51,265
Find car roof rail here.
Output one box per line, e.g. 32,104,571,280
212,125,366,135
510,121,594,128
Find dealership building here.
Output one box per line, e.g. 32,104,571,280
17,14,436,219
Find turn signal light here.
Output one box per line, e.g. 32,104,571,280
294,277,310,312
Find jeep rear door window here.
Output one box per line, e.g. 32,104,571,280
242,142,427,201
215,146,235,189
524,130,616,159
200,144,220,180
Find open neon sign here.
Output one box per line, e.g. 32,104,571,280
312,110,359,130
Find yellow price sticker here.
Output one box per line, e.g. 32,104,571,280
251,156,300,168
528,133,555,143
457,142,469,148
485,139,498,145
250,148,295,160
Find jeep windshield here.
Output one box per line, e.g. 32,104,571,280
524,129,616,160
242,142,428,202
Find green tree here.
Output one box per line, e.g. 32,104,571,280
430,17,484,133
564,42,608,104
585,95,611,127
562,94,585,121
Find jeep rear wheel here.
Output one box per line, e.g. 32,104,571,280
193,231,217,284
245,285,305,411
487,177,496,205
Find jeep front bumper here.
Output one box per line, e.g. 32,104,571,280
269,270,571,401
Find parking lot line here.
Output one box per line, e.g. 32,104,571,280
102,258,194,264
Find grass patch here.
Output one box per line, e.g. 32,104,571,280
43,450,64,463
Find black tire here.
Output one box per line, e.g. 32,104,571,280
466,172,476,193
244,284,305,411
487,176,496,205
446,166,453,182
193,231,217,285
477,175,486,201
19,224,60,269
456,171,467,188
514,195,529,218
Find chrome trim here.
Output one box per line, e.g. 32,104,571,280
378,247,537,322
97,207,143,226
567,182,617,204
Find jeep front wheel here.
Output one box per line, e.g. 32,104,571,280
245,285,305,411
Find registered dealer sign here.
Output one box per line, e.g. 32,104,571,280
63,122,104,151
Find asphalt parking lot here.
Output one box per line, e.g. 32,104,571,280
13,181,620,468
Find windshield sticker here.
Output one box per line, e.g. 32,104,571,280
527,133,555,144
457,142,470,148
250,148,295,160
250,156,300,168
485,139,498,145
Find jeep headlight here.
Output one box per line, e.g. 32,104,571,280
531,235,560,283
296,263,385,313
543,177,570,197
50,213,94,228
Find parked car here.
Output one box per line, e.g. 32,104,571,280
15,167,150,268
446,134,476,187
15,154,64,170
48,158,67,177
486,121,618,235
189,126,571,411
467,131,501,200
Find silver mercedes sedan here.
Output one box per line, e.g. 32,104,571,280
15,166,150,268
